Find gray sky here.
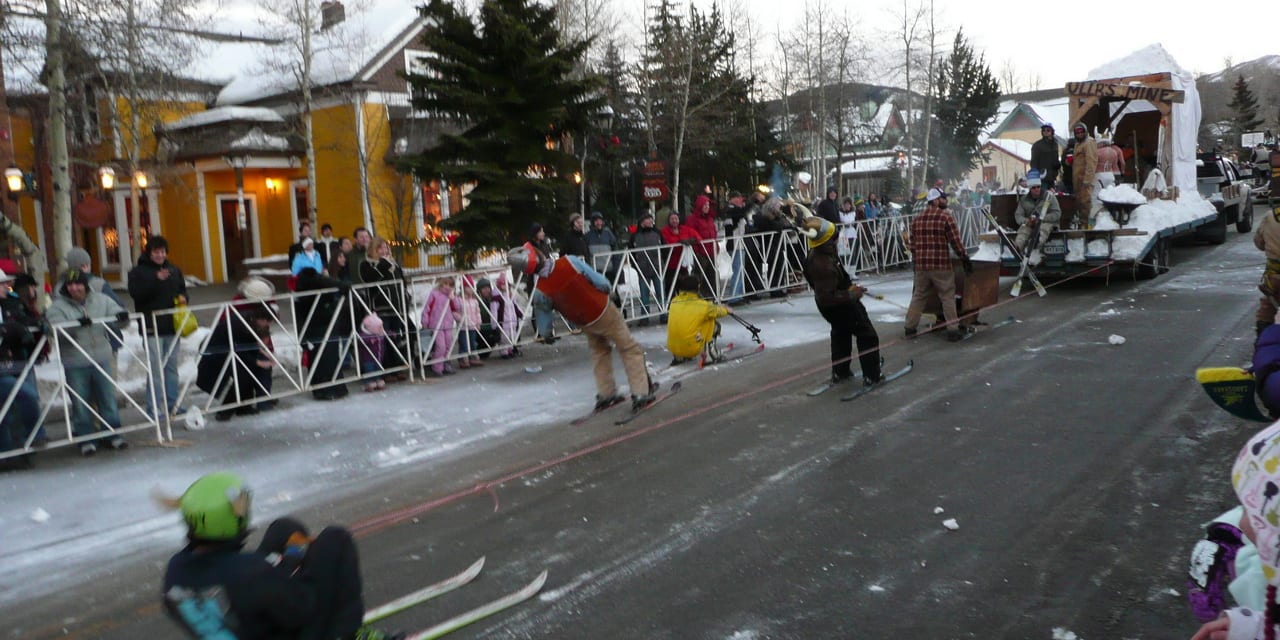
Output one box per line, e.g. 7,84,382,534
721,0,1280,90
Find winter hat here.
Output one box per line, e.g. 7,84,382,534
800,217,835,248
361,313,386,336
1073,122,1088,134
1041,123,1054,132
302,237,314,249
590,211,604,221
239,276,274,301
569,213,583,226
1026,170,1042,188
66,247,92,272
61,268,87,295
13,272,36,291
476,278,492,292
637,210,654,224
1232,421,1280,585
927,188,947,202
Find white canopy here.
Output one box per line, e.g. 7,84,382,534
1086,44,1202,195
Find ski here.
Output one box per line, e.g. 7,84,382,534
1197,367,1272,423
405,570,549,640
806,356,885,395
615,381,683,426
569,396,629,426
364,557,485,624
700,343,765,369
982,206,1047,298
840,360,914,402
957,316,1018,341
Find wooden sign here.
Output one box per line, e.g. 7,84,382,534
1064,81,1185,105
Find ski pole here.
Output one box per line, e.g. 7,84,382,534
862,290,911,311
728,312,763,344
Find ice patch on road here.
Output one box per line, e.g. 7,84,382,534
1051,629,1081,640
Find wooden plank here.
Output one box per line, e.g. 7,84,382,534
1064,81,1185,105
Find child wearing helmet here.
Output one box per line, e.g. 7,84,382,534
161,472,401,640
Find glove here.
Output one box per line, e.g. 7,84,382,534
961,256,974,275
78,317,93,327
116,311,131,322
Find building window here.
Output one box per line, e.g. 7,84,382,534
982,166,997,183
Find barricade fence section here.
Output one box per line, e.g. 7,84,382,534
0,205,989,449
0,313,163,460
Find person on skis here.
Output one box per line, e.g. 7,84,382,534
666,272,730,366
1013,169,1062,263
799,213,883,387
508,243,658,413
161,472,401,640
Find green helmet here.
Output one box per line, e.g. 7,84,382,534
180,472,251,541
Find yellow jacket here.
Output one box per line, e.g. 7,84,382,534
666,292,730,358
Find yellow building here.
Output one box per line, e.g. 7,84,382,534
2,0,462,285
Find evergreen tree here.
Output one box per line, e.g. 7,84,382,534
403,0,604,263
929,30,1001,182
1229,74,1264,144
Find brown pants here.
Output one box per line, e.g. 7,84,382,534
1073,184,1094,229
1259,273,1280,326
585,304,650,398
904,270,958,332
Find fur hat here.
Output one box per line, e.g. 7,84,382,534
238,276,275,301
66,247,92,272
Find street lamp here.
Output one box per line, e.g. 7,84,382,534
99,166,116,190
5,167,23,199
134,171,148,189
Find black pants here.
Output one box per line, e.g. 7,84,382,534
818,303,881,380
259,518,365,640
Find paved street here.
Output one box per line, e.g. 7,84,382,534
4,222,1263,639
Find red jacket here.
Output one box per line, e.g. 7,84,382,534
687,198,718,257
536,256,609,326
660,224,703,273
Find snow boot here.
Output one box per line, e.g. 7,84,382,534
594,394,626,412
79,441,98,457
831,373,854,385
631,393,657,412
108,436,128,451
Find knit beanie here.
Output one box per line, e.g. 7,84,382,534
66,248,91,272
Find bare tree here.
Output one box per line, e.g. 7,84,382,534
887,0,927,199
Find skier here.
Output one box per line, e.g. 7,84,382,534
508,243,659,412
1190,421,1280,640
161,472,402,640
666,272,730,366
799,214,883,386
1255,205,1280,335
1013,169,1062,263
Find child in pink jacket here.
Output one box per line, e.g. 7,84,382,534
421,278,461,376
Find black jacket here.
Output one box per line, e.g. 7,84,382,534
628,226,664,278
163,542,313,640
0,294,41,374
127,256,187,336
294,269,351,342
803,240,858,308
1030,137,1061,187
562,230,591,263
815,197,841,225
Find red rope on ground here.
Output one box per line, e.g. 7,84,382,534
350,259,1117,539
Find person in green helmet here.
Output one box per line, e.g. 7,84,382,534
161,472,402,640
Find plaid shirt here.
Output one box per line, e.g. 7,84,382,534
909,204,965,272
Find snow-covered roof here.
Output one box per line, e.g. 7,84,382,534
214,0,426,105
838,152,903,175
164,106,285,131
1026,98,1071,136
1088,43,1186,82
984,138,1032,161
229,127,292,151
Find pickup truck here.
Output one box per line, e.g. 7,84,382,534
1194,152,1254,244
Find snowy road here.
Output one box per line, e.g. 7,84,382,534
2,224,1263,639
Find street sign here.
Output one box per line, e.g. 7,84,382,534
642,160,668,202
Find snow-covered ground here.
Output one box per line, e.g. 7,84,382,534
0,275,919,607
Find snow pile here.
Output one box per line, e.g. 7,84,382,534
1097,184,1147,205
